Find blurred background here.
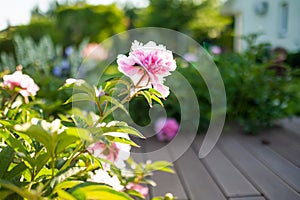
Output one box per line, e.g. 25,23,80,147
0,0,299,133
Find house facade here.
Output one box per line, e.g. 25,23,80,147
222,0,300,52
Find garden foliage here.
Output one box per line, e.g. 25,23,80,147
0,40,176,200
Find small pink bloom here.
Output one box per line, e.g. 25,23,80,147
126,183,148,197
155,118,179,142
211,45,222,55
82,43,108,61
117,40,176,98
3,70,39,97
87,133,131,169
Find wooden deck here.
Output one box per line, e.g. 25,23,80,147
133,123,300,200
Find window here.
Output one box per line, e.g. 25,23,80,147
279,3,288,38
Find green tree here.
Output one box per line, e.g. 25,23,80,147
56,3,127,45
132,0,231,42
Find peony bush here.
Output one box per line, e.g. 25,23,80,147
0,41,176,200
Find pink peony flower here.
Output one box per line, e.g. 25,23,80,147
126,183,149,197
3,69,39,97
87,133,131,169
117,40,176,98
154,118,179,142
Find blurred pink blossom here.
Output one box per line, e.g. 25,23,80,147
117,40,176,98
87,133,131,169
211,45,222,55
82,43,108,60
126,183,149,197
3,69,39,97
155,118,179,141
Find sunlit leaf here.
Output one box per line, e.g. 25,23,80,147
57,190,77,200
69,183,133,200
64,93,92,104
0,180,36,199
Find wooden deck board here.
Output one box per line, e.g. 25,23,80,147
174,147,226,200
257,128,300,167
236,134,300,192
192,135,261,198
136,123,300,200
144,137,188,200
228,197,266,200
219,135,300,200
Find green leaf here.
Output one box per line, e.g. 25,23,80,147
0,120,17,128
53,181,83,193
3,163,27,181
70,183,133,200
15,125,53,156
0,130,28,156
35,153,50,175
65,127,92,142
151,95,164,107
0,146,14,179
100,96,129,115
60,79,95,97
147,161,174,173
126,189,145,199
0,190,14,200
149,88,163,98
64,93,93,104
141,91,152,107
102,126,145,139
57,190,77,200
50,167,86,188
104,78,131,92
55,134,80,154
71,115,89,128
0,180,37,199
106,136,140,147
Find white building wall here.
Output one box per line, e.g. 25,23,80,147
223,0,300,52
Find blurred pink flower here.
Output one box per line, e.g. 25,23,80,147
3,69,39,97
154,118,179,141
126,183,148,197
211,45,222,55
87,133,131,169
82,43,108,60
117,40,176,98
